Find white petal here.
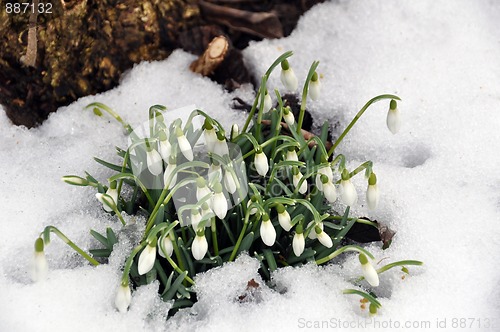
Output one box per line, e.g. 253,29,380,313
211,192,228,219
208,164,222,183
213,139,229,157
286,150,298,162
163,163,177,189
386,108,401,134
255,152,269,176
278,211,292,231
178,134,193,161
284,111,295,127
158,236,173,258
247,200,257,215
309,79,321,101
146,149,163,175
323,181,337,203
224,171,237,194
137,244,156,275
190,210,202,230
340,180,358,206
293,173,308,194
280,68,298,92
196,186,212,202
102,188,118,212
31,251,48,282
192,235,208,260
316,231,333,248
292,233,305,256
366,184,380,210
307,221,323,239
114,284,132,313
362,262,380,287
262,92,273,113
260,220,276,246
204,128,217,152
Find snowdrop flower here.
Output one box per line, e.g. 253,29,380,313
196,177,212,201
315,227,333,248
306,221,323,239
96,192,118,213
208,162,223,183
292,166,308,194
163,157,177,189
158,130,171,162
203,119,218,152
211,182,228,219
283,106,295,127
176,127,193,161
190,208,202,230
223,168,238,194
261,89,273,113
231,124,239,140
31,238,48,282
192,231,208,260
146,144,163,176
213,133,229,157
158,234,173,258
201,202,214,224
286,147,298,162
292,226,305,256
260,214,276,246
138,239,157,275
247,196,258,215
114,283,132,313
280,59,298,92
366,173,380,210
309,72,321,101
359,253,379,287
315,161,333,191
277,204,292,231
340,170,358,206
254,150,269,176
61,175,89,186
386,99,401,134
320,175,337,203
98,181,118,212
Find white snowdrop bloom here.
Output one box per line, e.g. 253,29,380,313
292,232,305,257
163,159,177,190
309,72,321,101
208,163,223,183
315,228,333,248
204,123,218,153
260,215,276,246
307,221,323,239
31,238,48,282
386,99,401,134
359,253,379,287
223,169,238,194
280,59,298,92
158,135,171,163
340,179,358,206
322,179,338,203
247,198,258,215
366,173,380,210
261,90,273,113
277,204,292,231
292,167,308,194
114,283,132,313
283,107,295,127
315,164,333,191
192,232,208,260
196,177,212,201
286,148,298,162
213,136,229,157
99,181,118,212
96,192,118,213
190,208,202,230
200,202,214,227
146,148,163,176
211,183,228,219
254,150,269,176
158,235,173,258
137,241,156,275
176,127,193,161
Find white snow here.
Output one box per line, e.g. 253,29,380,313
2,0,500,331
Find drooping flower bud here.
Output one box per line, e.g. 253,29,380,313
366,173,380,210
260,214,276,246
276,204,292,231
146,143,163,176
321,175,337,203
315,159,334,191
176,126,193,161
359,253,379,287
211,182,228,219
196,177,212,201
340,169,358,206
286,146,299,162
99,181,118,212
283,106,295,127
192,230,208,260
386,99,401,134
203,119,218,152
190,208,202,230
307,221,323,239
292,166,308,194
114,282,132,313
315,226,333,248
208,162,223,183
31,238,48,282
309,72,321,101
254,150,269,176
158,234,173,258
247,196,258,215
292,225,305,256
261,89,273,113
158,130,172,162
163,156,177,189
61,175,89,186
213,132,229,157
138,238,157,275
280,59,298,92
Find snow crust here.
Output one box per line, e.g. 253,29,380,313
1,0,500,331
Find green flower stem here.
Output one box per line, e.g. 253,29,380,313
86,102,133,134
211,217,219,256
342,289,382,308
297,61,320,134
325,215,378,228
241,51,294,134
102,193,126,225
229,211,251,261
121,242,146,284
349,161,373,179
255,76,268,143
190,110,226,136
328,94,401,156
331,154,346,171
164,249,195,285
170,232,187,274
315,245,374,265
41,226,100,266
